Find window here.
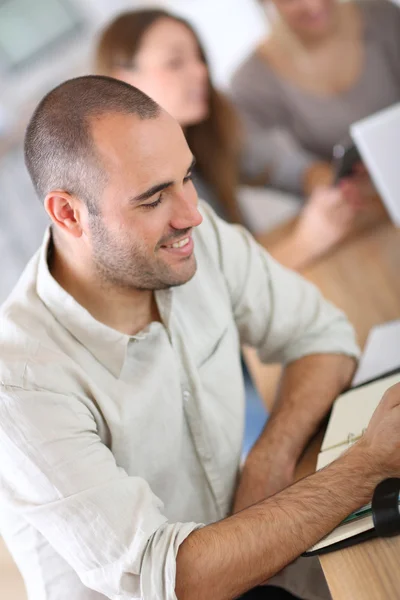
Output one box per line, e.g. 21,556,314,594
0,0,83,73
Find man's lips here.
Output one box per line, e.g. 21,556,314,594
160,233,194,256
159,230,192,248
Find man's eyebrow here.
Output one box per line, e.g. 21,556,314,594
129,156,196,204
129,181,172,204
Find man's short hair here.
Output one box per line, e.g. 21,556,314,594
24,75,160,211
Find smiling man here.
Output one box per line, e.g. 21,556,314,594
0,76,400,600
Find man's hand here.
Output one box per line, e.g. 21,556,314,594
356,382,400,477
177,385,400,600
178,385,400,600
233,448,295,513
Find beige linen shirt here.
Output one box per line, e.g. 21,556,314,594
0,203,359,600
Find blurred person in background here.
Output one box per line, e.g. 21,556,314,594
95,9,366,271
231,0,400,196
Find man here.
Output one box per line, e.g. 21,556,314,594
0,76,399,600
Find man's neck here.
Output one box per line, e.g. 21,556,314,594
49,237,160,337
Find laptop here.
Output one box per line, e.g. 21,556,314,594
351,103,400,226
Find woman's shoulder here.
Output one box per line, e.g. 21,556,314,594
230,46,280,101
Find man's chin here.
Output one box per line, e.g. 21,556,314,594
164,255,197,288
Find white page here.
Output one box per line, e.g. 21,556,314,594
352,320,400,387
316,445,350,470
308,515,374,553
321,373,400,453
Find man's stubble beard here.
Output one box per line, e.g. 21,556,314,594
88,214,197,291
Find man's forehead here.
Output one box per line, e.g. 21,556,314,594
90,111,186,171
91,110,176,145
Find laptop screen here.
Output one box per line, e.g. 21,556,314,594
351,103,400,227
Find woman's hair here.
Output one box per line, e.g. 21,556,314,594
95,9,241,221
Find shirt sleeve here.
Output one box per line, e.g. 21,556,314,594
201,203,360,364
0,386,202,600
231,56,319,194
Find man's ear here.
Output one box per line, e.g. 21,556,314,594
44,191,84,238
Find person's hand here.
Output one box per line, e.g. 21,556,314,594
339,163,376,208
303,161,333,195
293,186,360,262
339,163,388,226
356,382,400,478
232,452,295,513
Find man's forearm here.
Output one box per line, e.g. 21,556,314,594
176,445,381,600
254,353,356,467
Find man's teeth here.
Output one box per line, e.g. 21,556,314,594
170,237,189,249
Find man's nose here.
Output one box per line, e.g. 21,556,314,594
169,189,203,231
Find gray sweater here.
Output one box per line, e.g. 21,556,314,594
230,0,400,194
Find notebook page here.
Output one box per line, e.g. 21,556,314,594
352,320,400,387
321,373,400,453
308,514,374,553
317,445,350,470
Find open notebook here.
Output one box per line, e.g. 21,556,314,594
306,371,400,555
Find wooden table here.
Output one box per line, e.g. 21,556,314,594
245,216,400,600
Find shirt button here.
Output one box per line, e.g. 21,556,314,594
183,390,190,401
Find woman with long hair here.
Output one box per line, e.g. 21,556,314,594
94,8,362,270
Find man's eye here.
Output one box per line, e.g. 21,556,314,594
184,173,193,183
143,195,163,210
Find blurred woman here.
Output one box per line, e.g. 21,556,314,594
231,0,400,195
95,8,362,270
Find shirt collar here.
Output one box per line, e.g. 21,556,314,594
36,228,132,378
